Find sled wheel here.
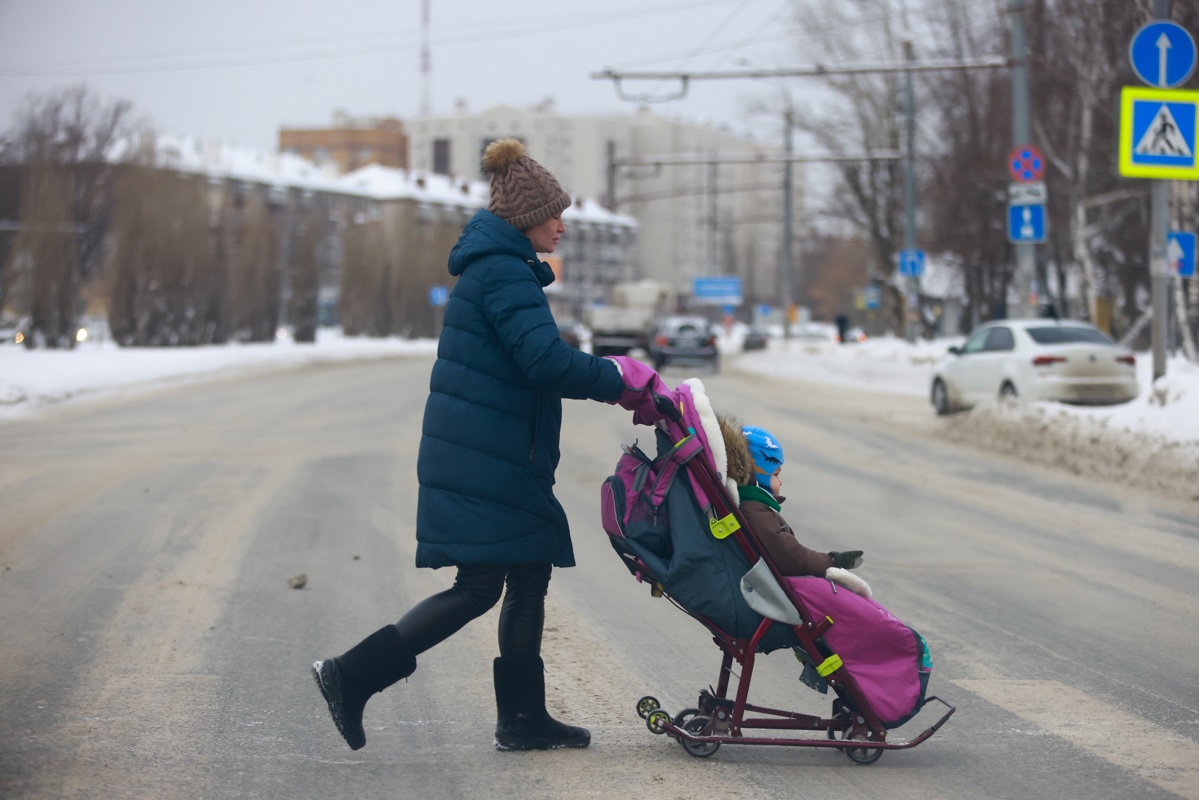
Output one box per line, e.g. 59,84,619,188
636,696,661,720
646,709,672,735
844,732,883,765
673,707,700,729
680,716,720,758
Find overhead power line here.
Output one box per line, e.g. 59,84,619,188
593,58,1010,102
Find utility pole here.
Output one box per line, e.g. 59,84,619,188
782,109,795,339
902,39,918,342
1010,0,1036,319
1151,0,1171,381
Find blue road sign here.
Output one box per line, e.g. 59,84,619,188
429,285,449,307
1008,204,1046,243
692,276,742,305
1130,21,1197,88
864,285,881,310
1129,94,1198,170
1168,231,1197,277
898,249,925,278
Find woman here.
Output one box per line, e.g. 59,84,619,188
312,139,626,753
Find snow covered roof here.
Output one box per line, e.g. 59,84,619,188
145,132,349,194
124,133,636,228
337,163,485,206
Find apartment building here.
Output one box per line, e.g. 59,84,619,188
279,112,409,174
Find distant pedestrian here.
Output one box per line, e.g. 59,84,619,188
312,139,627,752
835,313,850,344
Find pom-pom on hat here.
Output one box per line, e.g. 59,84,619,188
742,425,784,490
482,138,572,232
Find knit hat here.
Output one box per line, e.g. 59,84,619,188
482,138,572,232
742,426,784,490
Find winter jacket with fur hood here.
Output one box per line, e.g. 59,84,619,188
415,209,624,569
717,415,833,577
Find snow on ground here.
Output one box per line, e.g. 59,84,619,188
0,328,436,421
2,325,1196,505
736,332,1199,506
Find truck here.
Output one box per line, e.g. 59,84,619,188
583,280,670,357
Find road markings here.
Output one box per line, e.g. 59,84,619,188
953,679,1199,798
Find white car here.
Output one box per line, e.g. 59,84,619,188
930,319,1139,415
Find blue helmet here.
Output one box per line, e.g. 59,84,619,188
742,426,784,490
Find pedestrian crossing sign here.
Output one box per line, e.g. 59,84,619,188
1119,86,1199,179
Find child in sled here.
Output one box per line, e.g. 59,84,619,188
716,416,866,585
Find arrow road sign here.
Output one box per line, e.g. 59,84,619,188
1119,87,1199,179
1130,21,1197,88
1008,204,1046,243
898,249,925,278
1168,231,1196,277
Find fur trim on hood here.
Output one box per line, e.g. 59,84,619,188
718,413,756,488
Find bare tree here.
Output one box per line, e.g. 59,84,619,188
289,206,321,343
338,214,388,335
108,164,221,346
920,0,1012,324
229,189,281,342
1,85,135,342
785,0,911,332
6,163,79,347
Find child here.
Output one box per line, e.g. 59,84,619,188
718,417,864,578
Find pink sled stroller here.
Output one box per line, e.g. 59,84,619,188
600,359,955,763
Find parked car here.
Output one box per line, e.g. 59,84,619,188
791,322,838,342
930,319,1139,415
840,326,868,344
742,325,770,351
648,315,719,372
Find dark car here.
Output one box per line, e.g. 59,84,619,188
742,325,770,351
648,315,719,372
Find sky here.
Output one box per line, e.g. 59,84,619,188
1,325,1196,449
0,0,820,152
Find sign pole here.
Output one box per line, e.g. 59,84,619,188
1151,0,1170,382
1010,0,1036,319
1152,173,1171,383
781,110,795,340
903,39,919,342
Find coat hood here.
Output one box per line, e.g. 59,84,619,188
448,209,554,287
718,413,756,488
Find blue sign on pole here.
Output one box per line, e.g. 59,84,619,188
864,285,881,310
1168,231,1197,277
1129,96,1197,169
898,249,925,278
692,276,742,305
429,285,449,307
1130,21,1197,89
1008,204,1046,243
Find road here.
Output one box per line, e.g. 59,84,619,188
1,354,1197,800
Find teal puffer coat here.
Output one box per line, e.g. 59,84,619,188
415,210,624,568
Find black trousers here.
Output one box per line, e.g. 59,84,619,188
394,563,552,658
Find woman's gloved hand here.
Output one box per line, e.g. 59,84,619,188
829,550,864,570
604,356,679,423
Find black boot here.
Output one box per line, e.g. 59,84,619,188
312,625,416,750
493,655,590,751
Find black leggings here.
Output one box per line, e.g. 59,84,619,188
394,563,552,658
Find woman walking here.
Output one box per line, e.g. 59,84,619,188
312,139,626,752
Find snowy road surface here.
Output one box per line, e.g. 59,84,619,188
1,356,1196,799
